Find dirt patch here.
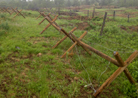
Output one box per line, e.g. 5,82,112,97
76,22,90,30
59,11,78,16
60,16,92,21
120,25,138,32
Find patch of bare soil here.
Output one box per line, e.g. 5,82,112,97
60,16,92,21
59,11,78,16
121,25,138,32
76,22,90,30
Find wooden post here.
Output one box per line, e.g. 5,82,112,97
58,7,60,15
16,9,25,18
113,11,115,20
92,6,95,18
87,10,89,17
100,12,107,36
70,10,71,16
70,33,92,56
128,14,129,22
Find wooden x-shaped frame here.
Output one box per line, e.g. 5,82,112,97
39,15,59,34
69,33,138,98
61,31,89,58
10,7,18,15
13,9,25,18
36,11,46,20
42,16,92,56
38,13,51,25
1,7,11,15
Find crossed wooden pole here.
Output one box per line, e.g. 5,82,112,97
38,11,137,97
10,7,19,15
0,7,11,15
69,33,137,98
13,9,25,18
36,11,46,20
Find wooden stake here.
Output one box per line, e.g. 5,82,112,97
113,11,115,20
92,6,95,18
100,12,107,36
70,33,92,56
128,14,129,22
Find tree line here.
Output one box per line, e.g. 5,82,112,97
0,0,138,10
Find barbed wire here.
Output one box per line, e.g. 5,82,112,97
86,32,136,51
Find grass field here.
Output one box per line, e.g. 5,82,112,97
0,7,138,98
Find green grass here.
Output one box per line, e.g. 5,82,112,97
0,7,138,98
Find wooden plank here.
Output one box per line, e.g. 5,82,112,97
114,52,135,84
61,31,87,58
52,27,77,49
40,15,58,34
